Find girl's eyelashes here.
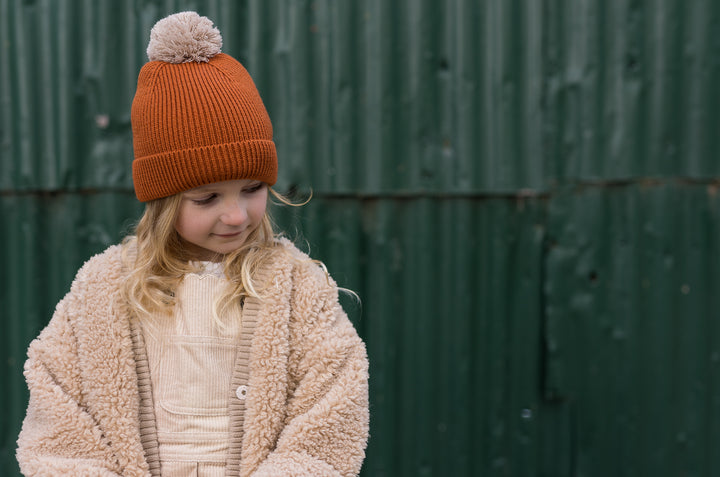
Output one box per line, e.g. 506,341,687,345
187,183,264,204
190,193,217,205
244,182,264,193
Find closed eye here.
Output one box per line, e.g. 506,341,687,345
244,183,265,194
191,193,218,205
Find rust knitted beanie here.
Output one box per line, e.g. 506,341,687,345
131,11,277,202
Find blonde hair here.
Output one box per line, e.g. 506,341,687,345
121,188,294,327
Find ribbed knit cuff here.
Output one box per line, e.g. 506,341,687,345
132,139,277,202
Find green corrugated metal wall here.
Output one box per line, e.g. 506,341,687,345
2,1,719,475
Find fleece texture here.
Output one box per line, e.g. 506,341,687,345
16,240,369,476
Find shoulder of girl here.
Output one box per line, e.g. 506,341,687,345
72,244,125,286
271,237,337,286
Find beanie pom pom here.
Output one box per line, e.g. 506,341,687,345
147,11,222,63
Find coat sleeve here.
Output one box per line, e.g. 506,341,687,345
250,274,369,477
16,295,124,476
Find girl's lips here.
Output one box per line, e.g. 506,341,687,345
214,230,243,238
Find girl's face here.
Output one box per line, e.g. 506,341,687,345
174,179,268,261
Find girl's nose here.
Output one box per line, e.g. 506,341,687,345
220,200,248,225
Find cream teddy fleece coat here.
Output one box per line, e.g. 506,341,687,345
16,241,369,476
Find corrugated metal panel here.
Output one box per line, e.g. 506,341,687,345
543,0,720,180
545,183,720,476
245,0,548,194
4,1,720,192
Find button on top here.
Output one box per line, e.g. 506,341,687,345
236,385,248,401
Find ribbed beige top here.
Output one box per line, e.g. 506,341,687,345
142,265,241,476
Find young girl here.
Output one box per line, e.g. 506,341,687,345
16,11,369,477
